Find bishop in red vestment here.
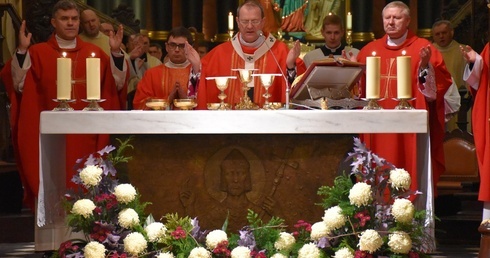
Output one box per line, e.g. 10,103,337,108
356,2,452,195
12,1,126,210
463,43,490,202
197,0,305,109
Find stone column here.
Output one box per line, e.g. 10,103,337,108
181,0,203,31
152,0,172,31
351,0,374,44
417,0,441,39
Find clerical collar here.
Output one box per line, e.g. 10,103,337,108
239,33,265,48
320,43,343,56
387,30,408,46
55,34,76,49
165,59,190,68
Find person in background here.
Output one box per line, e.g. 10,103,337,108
432,20,465,131
133,27,201,109
148,42,164,62
100,22,115,36
79,9,110,55
197,0,306,109
356,1,452,195
10,0,127,210
303,14,359,67
195,41,209,59
461,43,490,220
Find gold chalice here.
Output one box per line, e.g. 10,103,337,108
232,68,258,110
252,73,281,110
173,98,197,110
205,76,236,110
145,99,168,110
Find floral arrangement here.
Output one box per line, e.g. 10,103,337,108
54,137,432,258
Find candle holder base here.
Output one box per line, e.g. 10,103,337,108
363,98,383,110
52,99,75,111
394,98,414,110
82,99,105,111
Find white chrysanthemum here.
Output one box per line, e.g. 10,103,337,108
358,229,383,253
391,198,415,223
389,168,411,191
71,199,96,218
274,232,296,251
118,208,140,228
297,243,321,258
322,206,347,231
388,231,412,254
270,254,288,258
205,229,228,250
145,222,167,242
156,252,175,258
114,183,137,204
349,182,372,207
231,246,251,258
188,247,212,258
79,165,103,187
310,221,329,240
123,232,147,256
333,247,354,258
84,241,106,258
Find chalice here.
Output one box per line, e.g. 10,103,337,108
205,76,237,110
252,73,281,110
232,68,258,110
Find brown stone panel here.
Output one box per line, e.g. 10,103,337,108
125,134,354,233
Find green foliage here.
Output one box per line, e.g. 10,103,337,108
245,209,286,255
108,136,134,166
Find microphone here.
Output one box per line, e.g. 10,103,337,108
257,30,291,109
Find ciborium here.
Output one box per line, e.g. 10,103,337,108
205,76,237,110
232,68,259,110
252,73,281,110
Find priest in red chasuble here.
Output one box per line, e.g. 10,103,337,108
133,27,201,110
462,43,490,213
197,0,306,109
10,0,127,210
356,1,452,196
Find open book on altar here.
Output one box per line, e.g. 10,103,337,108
290,57,366,109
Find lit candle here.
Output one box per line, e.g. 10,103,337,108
57,52,71,100
228,12,234,31
397,50,412,99
86,53,100,100
366,51,380,99
346,12,352,30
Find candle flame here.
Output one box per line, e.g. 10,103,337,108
402,50,406,56
329,12,332,15
91,52,95,57
229,12,232,16
62,52,67,58
348,12,351,15
372,51,376,56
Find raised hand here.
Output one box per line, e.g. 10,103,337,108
109,24,124,52
419,45,431,68
286,40,301,69
184,41,201,73
18,20,32,52
460,44,477,64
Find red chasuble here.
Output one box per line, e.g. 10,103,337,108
132,63,192,110
469,43,490,201
357,31,452,195
17,35,122,208
197,33,306,109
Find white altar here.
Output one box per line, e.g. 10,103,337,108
37,109,432,251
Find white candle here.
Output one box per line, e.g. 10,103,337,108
228,12,234,31
86,53,101,100
397,50,412,99
57,52,71,100
346,12,352,30
366,52,380,99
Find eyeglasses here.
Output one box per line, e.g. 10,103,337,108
238,19,262,26
167,42,186,50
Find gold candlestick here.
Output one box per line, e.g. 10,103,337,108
346,30,353,47
395,98,414,110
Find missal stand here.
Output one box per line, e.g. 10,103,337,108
290,58,367,109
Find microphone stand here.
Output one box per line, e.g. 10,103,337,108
260,32,291,110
